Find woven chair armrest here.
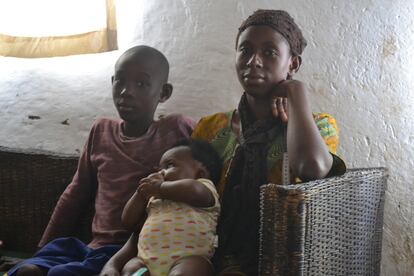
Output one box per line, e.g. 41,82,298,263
259,167,388,276
264,167,388,195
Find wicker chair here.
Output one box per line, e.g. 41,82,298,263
0,147,91,255
259,168,388,276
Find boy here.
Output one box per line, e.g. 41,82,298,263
120,139,221,276
7,45,196,276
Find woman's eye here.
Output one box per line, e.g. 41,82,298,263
166,162,174,168
136,81,144,87
264,49,277,56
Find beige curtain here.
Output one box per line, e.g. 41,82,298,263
0,0,117,58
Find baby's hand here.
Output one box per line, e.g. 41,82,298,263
270,80,306,123
146,171,165,182
138,172,164,200
138,181,162,200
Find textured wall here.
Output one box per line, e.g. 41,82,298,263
0,0,413,274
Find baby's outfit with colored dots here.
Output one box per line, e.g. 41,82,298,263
137,178,220,276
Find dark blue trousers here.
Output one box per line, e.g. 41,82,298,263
7,237,121,276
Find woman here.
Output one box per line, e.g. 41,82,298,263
191,9,346,275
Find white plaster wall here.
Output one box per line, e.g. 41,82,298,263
0,0,413,274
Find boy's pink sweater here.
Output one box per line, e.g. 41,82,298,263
39,114,196,249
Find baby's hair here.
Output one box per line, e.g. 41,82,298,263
173,139,222,184
236,9,307,56
116,45,170,83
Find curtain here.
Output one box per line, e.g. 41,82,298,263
0,0,117,58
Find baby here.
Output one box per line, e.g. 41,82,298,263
121,139,222,276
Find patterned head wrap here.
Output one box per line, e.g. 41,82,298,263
237,9,307,56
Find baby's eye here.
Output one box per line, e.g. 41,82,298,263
135,81,145,87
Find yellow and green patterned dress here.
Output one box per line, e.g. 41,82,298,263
192,110,346,197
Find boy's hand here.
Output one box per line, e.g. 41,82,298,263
138,172,164,200
99,267,120,276
270,80,306,123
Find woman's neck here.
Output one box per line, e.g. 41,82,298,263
245,93,273,120
232,93,273,139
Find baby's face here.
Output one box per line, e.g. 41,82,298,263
158,146,203,181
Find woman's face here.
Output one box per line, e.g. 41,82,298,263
235,25,292,98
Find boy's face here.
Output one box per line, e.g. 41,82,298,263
158,146,204,182
235,25,293,98
112,54,164,123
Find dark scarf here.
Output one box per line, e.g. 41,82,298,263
214,93,284,275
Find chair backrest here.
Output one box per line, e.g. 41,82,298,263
0,147,92,254
259,168,388,276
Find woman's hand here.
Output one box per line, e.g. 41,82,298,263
270,80,306,123
271,97,288,123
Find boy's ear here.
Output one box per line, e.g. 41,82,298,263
288,55,302,77
158,83,173,103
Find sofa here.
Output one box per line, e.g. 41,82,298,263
0,146,93,272
0,146,387,275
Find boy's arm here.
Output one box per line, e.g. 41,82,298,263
39,126,97,247
121,191,147,232
100,232,139,276
140,178,215,208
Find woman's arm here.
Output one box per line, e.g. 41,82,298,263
273,80,333,181
100,232,139,276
